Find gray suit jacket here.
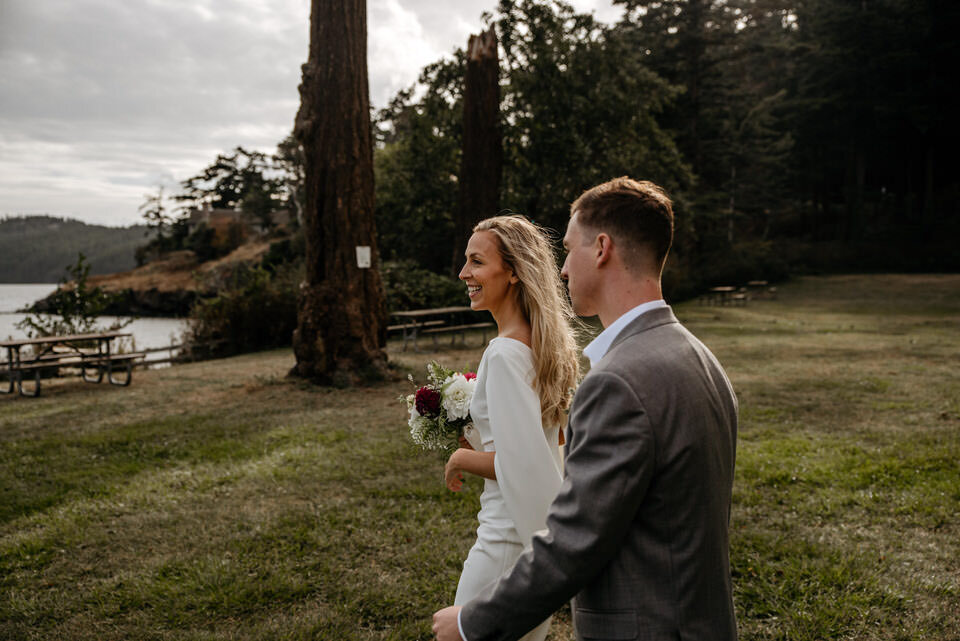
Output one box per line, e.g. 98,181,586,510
460,306,738,641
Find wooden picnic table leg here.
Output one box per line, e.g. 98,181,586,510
108,359,134,386
16,345,40,397
82,360,105,383
412,320,423,353
81,339,106,383
1,347,15,394
18,369,42,397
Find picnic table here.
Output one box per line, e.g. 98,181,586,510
699,281,776,306
747,280,777,300
0,331,144,397
701,286,738,306
389,306,494,352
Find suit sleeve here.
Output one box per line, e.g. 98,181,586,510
460,370,656,641
485,348,563,544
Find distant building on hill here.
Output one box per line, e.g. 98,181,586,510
186,205,291,236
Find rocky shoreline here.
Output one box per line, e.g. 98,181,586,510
28,242,273,318
29,287,197,317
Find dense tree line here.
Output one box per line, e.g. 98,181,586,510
374,0,958,295
0,216,146,283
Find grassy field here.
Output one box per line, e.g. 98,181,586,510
1,274,958,640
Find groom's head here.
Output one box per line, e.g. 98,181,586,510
571,177,674,275
561,177,674,319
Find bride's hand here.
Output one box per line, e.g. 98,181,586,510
445,449,465,492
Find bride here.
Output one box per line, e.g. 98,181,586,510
444,215,580,641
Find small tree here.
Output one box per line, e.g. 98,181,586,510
139,185,171,244
16,253,132,338
175,147,285,232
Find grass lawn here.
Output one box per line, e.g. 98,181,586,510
1,274,958,640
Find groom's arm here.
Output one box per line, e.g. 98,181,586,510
459,371,656,641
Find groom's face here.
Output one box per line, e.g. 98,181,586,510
561,213,600,317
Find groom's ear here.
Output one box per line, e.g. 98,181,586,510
595,233,612,268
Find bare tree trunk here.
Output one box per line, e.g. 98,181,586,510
452,27,502,275
291,0,388,385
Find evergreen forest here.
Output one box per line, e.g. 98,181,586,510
373,0,958,298
0,216,146,283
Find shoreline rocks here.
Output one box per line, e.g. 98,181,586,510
28,242,273,318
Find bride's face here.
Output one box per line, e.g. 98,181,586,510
458,231,519,316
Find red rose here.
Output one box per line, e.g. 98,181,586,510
464,372,477,381
415,386,442,417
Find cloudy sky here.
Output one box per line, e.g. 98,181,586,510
0,0,622,227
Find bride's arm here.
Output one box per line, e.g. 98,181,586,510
445,448,496,491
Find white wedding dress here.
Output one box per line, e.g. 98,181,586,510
454,337,564,641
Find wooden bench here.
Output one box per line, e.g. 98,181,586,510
389,307,494,351
12,352,145,396
386,319,445,333
80,352,146,386
421,322,495,347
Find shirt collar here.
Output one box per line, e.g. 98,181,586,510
582,299,668,367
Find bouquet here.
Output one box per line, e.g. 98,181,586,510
404,361,477,451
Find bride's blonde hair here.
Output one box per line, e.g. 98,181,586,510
473,215,580,428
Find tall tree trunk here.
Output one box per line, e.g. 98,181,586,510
452,27,502,275
291,0,388,385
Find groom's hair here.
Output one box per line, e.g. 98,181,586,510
571,176,674,274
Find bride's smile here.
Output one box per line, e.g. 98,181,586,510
458,230,519,316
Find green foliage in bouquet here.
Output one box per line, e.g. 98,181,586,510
404,361,477,452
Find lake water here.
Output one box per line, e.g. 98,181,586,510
0,283,188,350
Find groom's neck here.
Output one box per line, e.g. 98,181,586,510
596,275,663,328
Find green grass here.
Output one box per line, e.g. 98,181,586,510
1,273,958,640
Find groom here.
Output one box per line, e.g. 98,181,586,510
433,177,739,641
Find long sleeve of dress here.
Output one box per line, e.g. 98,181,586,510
484,346,563,544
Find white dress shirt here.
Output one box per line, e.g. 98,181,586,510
582,299,668,367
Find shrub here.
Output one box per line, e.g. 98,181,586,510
183,263,300,360
259,232,305,274
380,260,465,312
182,258,467,361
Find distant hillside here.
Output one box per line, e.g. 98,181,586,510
0,216,149,283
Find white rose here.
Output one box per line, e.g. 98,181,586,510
442,374,476,421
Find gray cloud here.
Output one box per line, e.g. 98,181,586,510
0,0,620,226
